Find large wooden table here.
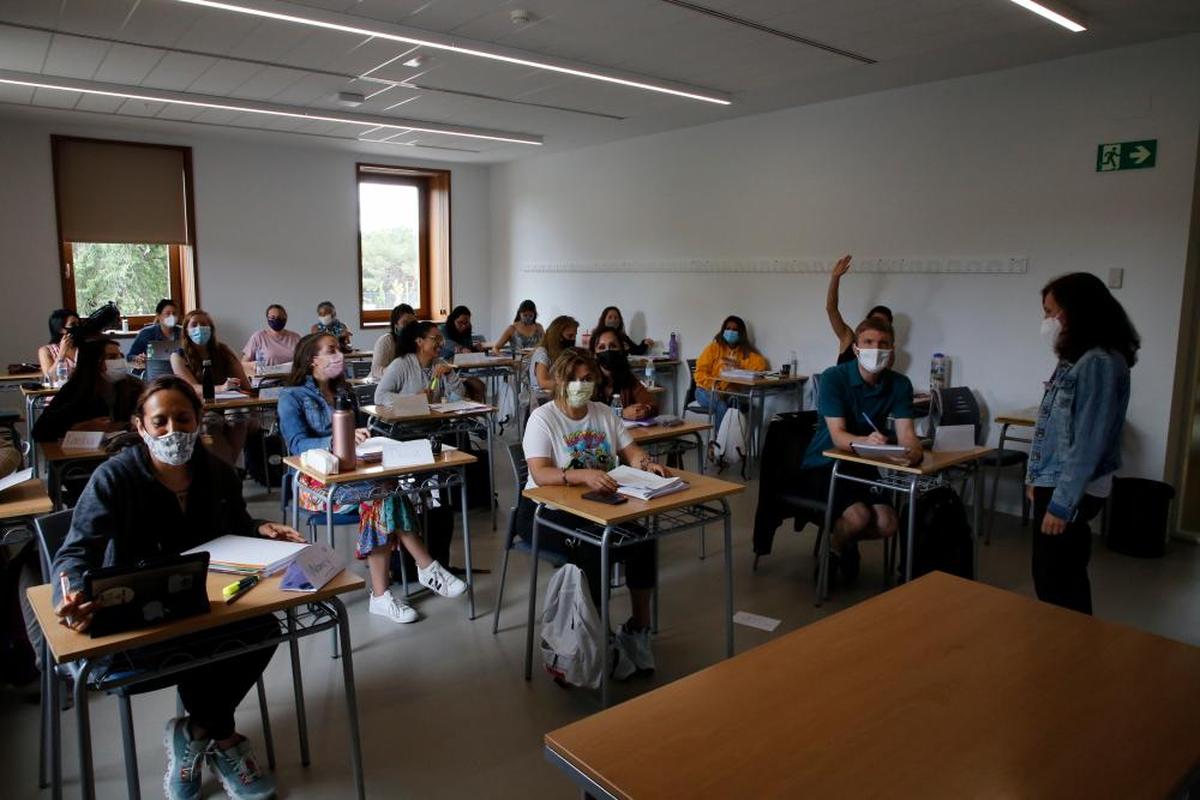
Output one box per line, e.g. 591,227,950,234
29,569,368,800
0,478,52,546
545,572,1200,799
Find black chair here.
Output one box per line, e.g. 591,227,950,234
752,411,827,574
682,358,709,421
34,510,277,800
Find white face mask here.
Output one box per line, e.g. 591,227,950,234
564,380,594,408
1040,316,1062,347
102,359,127,383
139,428,199,466
162,315,177,328
855,347,892,374
319,314,334,326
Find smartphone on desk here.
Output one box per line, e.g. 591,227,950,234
582,491,627,505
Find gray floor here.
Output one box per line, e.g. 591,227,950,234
4,449,1199,799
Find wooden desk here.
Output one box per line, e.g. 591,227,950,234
628,420,710,473
203,393,278,412
344,350,372,360
995,407,1039,427
284,449,480,618
710,374,807,476
40,441,112,511
363,402,495,425
544,572,1200,800
0,478,52,546
628,358,683,415
817,447,994,600
522,469,744,705
29,569,368,800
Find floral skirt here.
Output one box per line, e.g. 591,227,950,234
297,476,418,559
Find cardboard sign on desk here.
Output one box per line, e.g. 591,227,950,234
382,439,435,468
933,424,977,453
61,430,104,451
281,542,343,592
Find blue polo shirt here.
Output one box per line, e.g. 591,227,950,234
802,359,915,468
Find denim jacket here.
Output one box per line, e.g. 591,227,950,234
278,378,357,456
1026,347,1130,520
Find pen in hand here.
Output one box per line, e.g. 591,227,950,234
59,572,75,627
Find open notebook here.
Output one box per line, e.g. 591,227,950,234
181,535,309,576
607,465,689,501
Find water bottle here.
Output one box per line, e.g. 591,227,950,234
255,349,267,376
331,394,357,471
54,360,69,388
611,392,623,419
790,350,799,377
668,332,679,361
643,360,655,388
200,359,215,401
930,353,948,392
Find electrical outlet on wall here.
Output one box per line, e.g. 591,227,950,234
1108,268,1124,289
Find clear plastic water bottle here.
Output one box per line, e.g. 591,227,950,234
643,360,655,388
255,349,267,376
611,392,623,419
790,350,798,377
930,353,948,391
54,360,69,388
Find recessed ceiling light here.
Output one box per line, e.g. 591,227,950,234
402,55,424,69
1006,0,1086,32
336,90,365,106
0,70,543,145
169,0,731,105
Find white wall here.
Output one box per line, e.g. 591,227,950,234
0,116,491,371
490,35,1200,511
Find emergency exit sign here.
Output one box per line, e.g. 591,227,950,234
1097,140,1157,172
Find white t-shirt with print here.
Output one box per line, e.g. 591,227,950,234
523,401,632,489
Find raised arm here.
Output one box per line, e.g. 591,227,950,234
826,255,854,349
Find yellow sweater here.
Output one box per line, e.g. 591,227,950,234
694,340,769,392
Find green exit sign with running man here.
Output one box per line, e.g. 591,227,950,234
1096,140,1157,172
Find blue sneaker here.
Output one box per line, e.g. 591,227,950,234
162,717,207,800
207,737,276,800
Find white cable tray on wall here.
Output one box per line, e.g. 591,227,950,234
522,256,1029,275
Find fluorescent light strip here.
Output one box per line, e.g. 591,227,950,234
0,75,542,145
172,0,732,105
1006,0,1086,32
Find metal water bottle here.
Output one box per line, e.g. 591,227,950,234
200,359,215,401
331,394,356,471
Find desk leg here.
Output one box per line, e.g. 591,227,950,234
290,470,300,531
460,466,476,620
600,526,612,708
286,609,311,766
47,642,62,800
817,461,840,605
973,460,983,579
27,395,40,478
49,463,61,512
487,415,496,531
904,477,919,583
523,506,544,681
693,431,706,560
986,423,1010,546
722,498,734,658
331,597,366,800
326,498,339,658
75,658,95,800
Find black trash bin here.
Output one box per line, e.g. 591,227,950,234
1105,477,1176,558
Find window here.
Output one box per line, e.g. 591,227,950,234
52,136,198,328
356,164,451,324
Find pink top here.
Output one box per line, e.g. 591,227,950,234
242,329,301,366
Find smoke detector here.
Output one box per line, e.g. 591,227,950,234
510,9,532,24
336,91,365,107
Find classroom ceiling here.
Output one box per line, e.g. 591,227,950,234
0,0,1196,162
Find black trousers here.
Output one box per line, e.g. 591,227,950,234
1031,487,1104,615
128,616,279,740
516,496,656,612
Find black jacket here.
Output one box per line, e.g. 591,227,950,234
753,411,823,556
33,375,144,442
52,442,265,602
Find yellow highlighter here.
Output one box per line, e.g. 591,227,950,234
222,575,260,605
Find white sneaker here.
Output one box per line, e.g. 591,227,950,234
628,625,656,673
368,590,418,623
417,560,467,598
610,634,637,681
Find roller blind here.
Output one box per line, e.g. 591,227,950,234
54,138,190,244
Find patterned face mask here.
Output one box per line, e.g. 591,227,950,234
140,428,199,466
565,380,594,408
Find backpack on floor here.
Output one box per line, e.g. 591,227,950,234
496,379,518,426
245,429,284,488
708,409,748,473
540,564,604,689
903,485,975,580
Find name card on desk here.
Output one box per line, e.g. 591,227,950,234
61,431,104,451
281,543,343,592
382,439,435,469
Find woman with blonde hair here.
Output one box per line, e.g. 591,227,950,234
529,314,578,392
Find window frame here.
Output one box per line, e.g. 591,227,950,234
355,163,450,326
51,135,200,328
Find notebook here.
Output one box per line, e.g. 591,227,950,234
430,400,490,414
849,442,908,459
607,465,689,501
182,535,309,576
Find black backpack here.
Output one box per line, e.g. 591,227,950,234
903,486,974,580
245,429,285,488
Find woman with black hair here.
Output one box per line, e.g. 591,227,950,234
590,327,658,420
32,337,144,442
692,315,768,430
825,255,894,364
439,305,484,359
370,303,417,379
374,321,464,405
36,308,80,382
1025,272,1139,614
126,299,181,379
491,299,544,354
596,306,653,355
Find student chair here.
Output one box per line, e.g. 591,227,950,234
34,510,279,800
682,358,709,422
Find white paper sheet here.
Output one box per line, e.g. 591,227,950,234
0,467,35,495
382,439,435,468
61,430,104,451
933,424,977,452
733,611,782,632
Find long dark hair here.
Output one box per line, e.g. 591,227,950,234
59,337,117,395
388,303,416,351
513,299,537,323
713,315,755,354
48,308,77,343
398,320,439,357
135,375,202,420
444,305,473,347
286,332,349,395
590,328,636,397
1043,273,1140,367
178,310,235,380
596,306,625,335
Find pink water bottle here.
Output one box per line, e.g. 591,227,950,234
331,395,356,471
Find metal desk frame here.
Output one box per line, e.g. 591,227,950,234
710,378,805,476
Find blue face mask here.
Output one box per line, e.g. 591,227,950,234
188,326,212,346
722,329,740,345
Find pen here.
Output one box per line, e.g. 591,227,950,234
223,575,260,605
862,412,883,436
59,572,75,626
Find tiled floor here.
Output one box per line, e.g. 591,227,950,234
4,457,1198,799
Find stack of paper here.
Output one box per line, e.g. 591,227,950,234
182,534,309,576
355,436,396,462
607,465,689,501
453,352,501,366
430,400,490,414
720,368,766,381
212,390,247,401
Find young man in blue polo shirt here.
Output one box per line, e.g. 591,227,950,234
798,317,923,584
